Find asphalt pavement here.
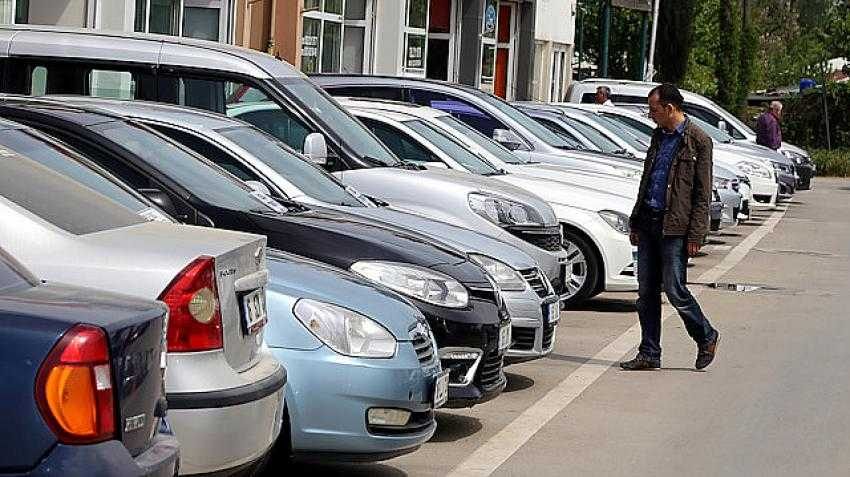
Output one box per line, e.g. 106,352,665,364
271,178,850,477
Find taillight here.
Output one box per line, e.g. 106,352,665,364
159,256,223,352
35,324,115,444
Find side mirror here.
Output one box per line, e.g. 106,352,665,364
492,129,524,151
138,188,179,218
303,133,328,165
717,120,728,134
245,180,272,196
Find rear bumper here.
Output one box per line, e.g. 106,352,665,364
18,429,179,477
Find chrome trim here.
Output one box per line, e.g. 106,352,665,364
438,346,483,388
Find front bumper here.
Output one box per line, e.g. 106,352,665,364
749,175,779,207
270,342,441,461
796,162,815,188
503,282,559,363
20,427,179,477
717,188,742,226
166,350,286,475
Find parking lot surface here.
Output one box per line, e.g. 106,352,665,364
272,178,850,476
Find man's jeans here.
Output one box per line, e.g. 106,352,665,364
636,218,715,359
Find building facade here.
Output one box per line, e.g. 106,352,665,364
1,0,575,101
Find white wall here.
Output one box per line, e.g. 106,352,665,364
533,0,575,44
26,0,88,27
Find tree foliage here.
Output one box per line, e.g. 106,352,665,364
715,0,741,111
653,0,697,83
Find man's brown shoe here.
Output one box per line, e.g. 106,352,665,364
695,331,720,370
620,354,661,370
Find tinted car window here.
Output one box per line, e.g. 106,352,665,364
89,121,276,214
559,116,622,154
437,115,528,164
358,117,438,164
0,154,144,235
407,89,507,137
404,120,501,175
233,107,312,153
473,93,573,149
601,113,655,136
332,87,405,101
0,129,152,214
217,126,365,207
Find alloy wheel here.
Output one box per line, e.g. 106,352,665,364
562,239,588,298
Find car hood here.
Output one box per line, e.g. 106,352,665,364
510,163,639,198
496,173,634,215
720,141,792,165
245,206,492,285
341,206,537,270
264,252,426,341
337,167,558,226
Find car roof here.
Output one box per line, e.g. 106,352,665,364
347,105,418,123
0,25,303,80
45,96,246,131
0,96,122,126
337,97,448,120
312,74,489,97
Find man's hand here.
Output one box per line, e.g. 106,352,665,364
629,231,640,246
687,240,701,257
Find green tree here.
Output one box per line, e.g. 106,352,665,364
654,0,697,83
682,0,719,97
715,0,741,111
737,0,757,112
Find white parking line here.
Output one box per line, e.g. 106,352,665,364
446,206,789,477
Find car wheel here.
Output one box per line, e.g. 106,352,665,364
560,229,600,307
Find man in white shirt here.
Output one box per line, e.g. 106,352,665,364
595,86,614,106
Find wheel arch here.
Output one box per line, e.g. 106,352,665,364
559,221,606,296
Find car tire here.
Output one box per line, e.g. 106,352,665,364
560,229,600,307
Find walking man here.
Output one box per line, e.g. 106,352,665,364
620,84,720,371
756,100,783,150
595,86,614,106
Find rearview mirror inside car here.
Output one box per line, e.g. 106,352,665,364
138,188,179,218
492,129,524,151
303,133,328,165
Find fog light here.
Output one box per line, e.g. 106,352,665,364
368,408,411,427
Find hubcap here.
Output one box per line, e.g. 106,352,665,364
562,240,588,298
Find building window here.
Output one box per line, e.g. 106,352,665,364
479,0,497,89
134,0,231,42
302,0,372,74
549,48,569,102
402,0,428,77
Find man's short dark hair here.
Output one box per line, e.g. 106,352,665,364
648,83,684,110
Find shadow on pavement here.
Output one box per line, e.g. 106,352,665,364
545,353,619,367
429,412,483,443
503,372,535,393
277,461,408,476
570,297,637,313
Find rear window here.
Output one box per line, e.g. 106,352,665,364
0,250,35,294
0,154,144,235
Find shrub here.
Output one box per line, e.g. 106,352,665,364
810,149,850,177
781,82,850,150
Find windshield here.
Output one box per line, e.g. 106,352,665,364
589,114,649,152
601,112,655,136
92,122,276,214
689,115,734,143
218,126,364,207
437,115,526,165
276,77,400,166
559,115,622,154
0,129,155,214
404,120,502,175
474,94,573,148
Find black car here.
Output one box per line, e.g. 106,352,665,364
0,248,178,476
0,100,509,408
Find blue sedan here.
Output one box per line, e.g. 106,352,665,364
264,251,446,462
0,249,179,476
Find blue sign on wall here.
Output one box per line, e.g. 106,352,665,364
484,3,497,36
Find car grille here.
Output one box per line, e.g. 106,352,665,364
511,326,536,351
410,329,436,366
476,349,504,389
519,268,550,298
506,226,563,252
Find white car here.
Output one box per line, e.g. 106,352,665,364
341,99,640,306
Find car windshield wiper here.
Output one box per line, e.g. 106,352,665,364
393,160,426,170
362,155,390,167
482,169,508,176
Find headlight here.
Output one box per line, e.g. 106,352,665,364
736,160,771,179
350,261,469,308
782,149,807,164
468,193,544,227
293,299,397,358
598,210,630,234
469,254,526,292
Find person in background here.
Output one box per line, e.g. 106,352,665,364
595,86,614,106
756,101,783,150
620,83,720,371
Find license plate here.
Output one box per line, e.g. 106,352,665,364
433,371,449,409
545,302,560,324
498,324,511,350
242,288,267,335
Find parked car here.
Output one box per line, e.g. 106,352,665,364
0,113,447,462
339,98,641,305
0,248,179,477
0,143,284,477
565,78,815,189
0,99,510,408
263,251,446,461
0,25,568,290
311,75,644,179
45,96,561,363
